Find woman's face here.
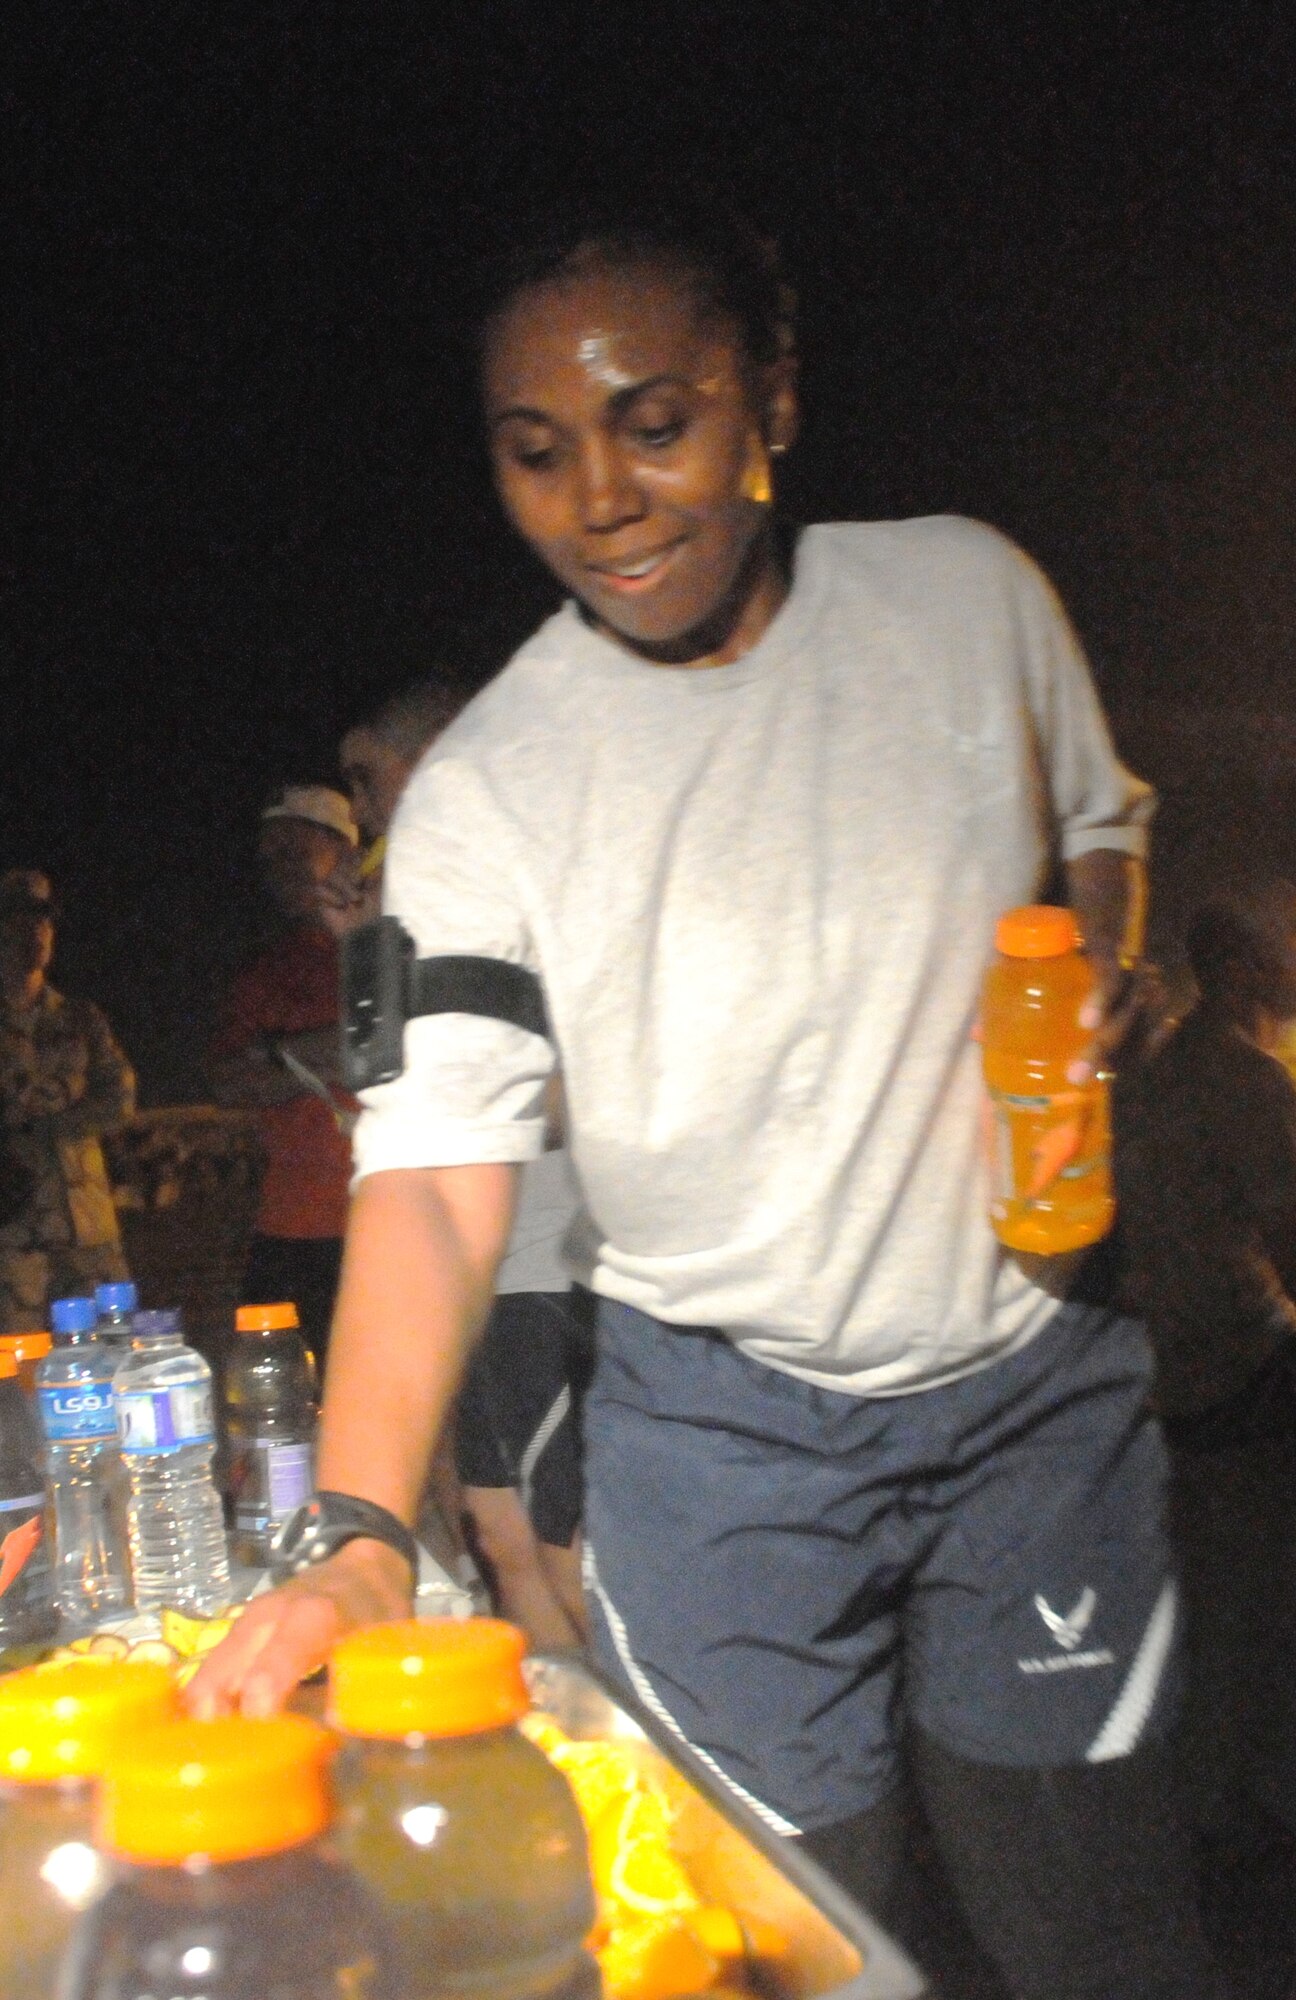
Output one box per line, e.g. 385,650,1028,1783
483,259,797,664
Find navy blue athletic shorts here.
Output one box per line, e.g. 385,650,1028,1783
454,1289,596,1547
582,1298,1179,1835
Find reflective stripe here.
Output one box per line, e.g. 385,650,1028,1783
1086,1579,1177,1763
518,1386,570,1513
583,1542,802,1837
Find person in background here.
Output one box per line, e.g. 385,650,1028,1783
1116,879,1296,1852
209,787,360,1376
337,681,590,1651
340,679,471,876
450,1143,590,1651
0,870,134,1333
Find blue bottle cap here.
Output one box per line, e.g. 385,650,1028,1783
50,1296,98,1336
95,1281,138,1315
131,1309,183,1340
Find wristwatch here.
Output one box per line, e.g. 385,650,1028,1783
268,1492,420,1584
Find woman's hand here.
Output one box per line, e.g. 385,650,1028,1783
185,1540,413,1718
1069,955,1171,1084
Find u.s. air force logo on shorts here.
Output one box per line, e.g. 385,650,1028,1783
1019,1586,1117,1672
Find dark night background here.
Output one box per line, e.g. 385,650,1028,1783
9,3,1296,1100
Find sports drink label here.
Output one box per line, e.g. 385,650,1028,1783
987,1087,1106,1210
38,1381,118,1442
116,1382,215,1453
0,1491,54,1640
233,1441,314,1537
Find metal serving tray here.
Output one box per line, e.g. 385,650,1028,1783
526,1657,929,2000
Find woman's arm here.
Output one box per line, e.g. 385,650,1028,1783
188,1158,517,1716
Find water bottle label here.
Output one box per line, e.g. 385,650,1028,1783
116,1383,215,1452
233,1441,314,1535
266,1442,314,1514
38,1382,118,1442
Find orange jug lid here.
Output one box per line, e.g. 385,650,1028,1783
97,1714,334,1865
0,1332,52,1361
0,1354,15,1381
234,1302,300,1333
994,905,1082,959
0,1660,177,1784
329,1618,530,1740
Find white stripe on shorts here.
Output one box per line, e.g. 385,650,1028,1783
582,1541,802,1837
518,1385,571,1514
1086,1578,1177,1763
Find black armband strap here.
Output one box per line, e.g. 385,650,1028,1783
408,954,550,1043
341,916,551,1091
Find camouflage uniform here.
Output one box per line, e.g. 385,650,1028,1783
0,985,135,1332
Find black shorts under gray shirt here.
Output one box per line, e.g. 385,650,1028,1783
454,1288,596,1548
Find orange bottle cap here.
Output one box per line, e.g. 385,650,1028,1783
0,1660,177,1784
234,1302,300,1333
0,1353,16,1381
97,1715,334,1866
329,1618,530,1740
994,905,1082,959
0,1332,52,1361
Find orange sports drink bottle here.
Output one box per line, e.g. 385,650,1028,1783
330,1619,598,2000
64,1714,396,2000
981,905,1115,1255
0,1658,178,2000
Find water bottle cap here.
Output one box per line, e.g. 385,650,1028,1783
132,1309,183,1340
96,1715,333,1864
235,1302,300,1333
0,1353,16,1381
994,905,1082,959
50,1296,98,1336
329,1618,530,1740
95,1281,138,1314
0,1660,177,1783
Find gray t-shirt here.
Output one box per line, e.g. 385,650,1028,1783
495,1149,579,1296
354,518,1153,1395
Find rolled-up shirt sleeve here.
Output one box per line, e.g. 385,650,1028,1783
1011,543,1156,860
350,752,554,1181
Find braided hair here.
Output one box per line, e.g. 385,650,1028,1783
477,190,796,376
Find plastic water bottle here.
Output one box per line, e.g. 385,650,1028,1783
0,1658,177,2000
981,903,1115,1254
91,1287,138,1597
0,1352,57,1667
94,1282,138,1363
224,1303,317,1567
331,1620,598,2000
113,1309,231,1614
63,1715,397,2000
38,1297,129,1630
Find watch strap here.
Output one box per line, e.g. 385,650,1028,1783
271,1491,420,1581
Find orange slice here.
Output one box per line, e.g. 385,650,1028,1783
609,1831,700,1918
684,1908,745,1960
590,1786,689,1913
550,1740,641,1828
597,1913,721,2000
519,1712,570,1755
